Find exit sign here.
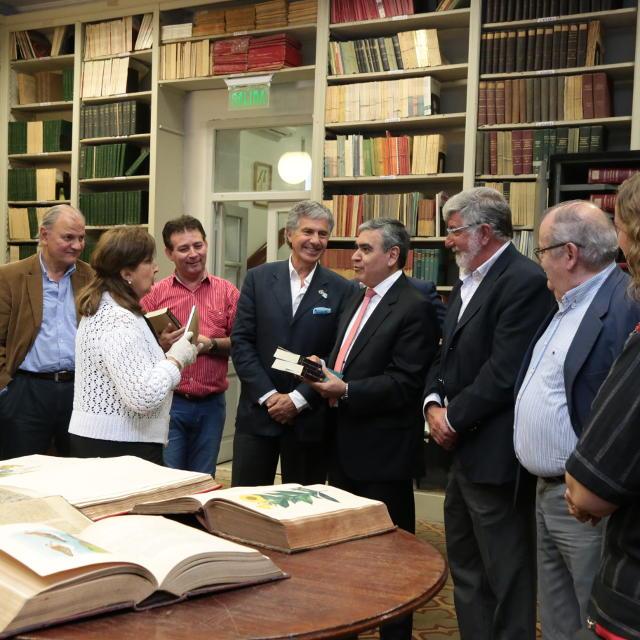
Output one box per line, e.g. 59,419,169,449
228,84,270,109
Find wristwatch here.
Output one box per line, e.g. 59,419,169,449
209,339,218,353
340,383,349,401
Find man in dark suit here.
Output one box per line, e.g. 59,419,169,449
514,200,640,640
309,218,440,640
424,187,554,640
231,201,353,487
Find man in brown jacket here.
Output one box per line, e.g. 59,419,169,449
0,204,92,459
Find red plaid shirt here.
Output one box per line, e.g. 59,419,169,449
142,273,239,397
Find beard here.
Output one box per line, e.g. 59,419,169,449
453,230,482,273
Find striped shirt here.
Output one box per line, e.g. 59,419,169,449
514,264,614,477
141,273,239,397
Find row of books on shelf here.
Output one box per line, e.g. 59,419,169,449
324,192,443,238
478,72,611,126
9,244,37,262
8,168,69,202
324,133,446,177
79,144,150,179
590,193,617,212
476,181,535,227
8,119,72,155
476,125,605,175
330,0,413,24
78,190,148,226
588,167,640,184
10,26,73,60
328,28,442,76
483,0,621,23
16,70,73,105
8,207,46,241
325,77,440,123
80,101,150,139
480,20,602,75
160,39,210,79
512,229,534,259
81,58,147,98
83,14,152,59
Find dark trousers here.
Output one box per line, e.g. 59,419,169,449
445,459,537,640
329,456,415,640
0,374,73,459
231,430,328,487
69,433,163,465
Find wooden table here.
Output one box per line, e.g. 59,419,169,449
20,530,447,640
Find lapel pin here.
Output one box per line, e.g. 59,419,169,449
318,289,328,299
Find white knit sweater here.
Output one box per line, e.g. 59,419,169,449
69,292,181,444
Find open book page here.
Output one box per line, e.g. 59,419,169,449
0,485,41,504
201,484,385,522
0,455,215,509
0,496,92,533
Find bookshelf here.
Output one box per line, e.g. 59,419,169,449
475,0,639,259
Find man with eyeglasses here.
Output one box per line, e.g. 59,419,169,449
423,187,553,640
513,200,640,640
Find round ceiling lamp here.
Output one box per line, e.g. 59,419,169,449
277,151,312,185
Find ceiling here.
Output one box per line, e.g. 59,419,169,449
0,0,92,16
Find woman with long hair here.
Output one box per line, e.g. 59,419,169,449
565,172,640,640
68,227,198,464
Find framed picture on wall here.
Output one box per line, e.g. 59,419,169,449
253,162,272,207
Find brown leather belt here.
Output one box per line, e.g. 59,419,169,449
17,369,75,383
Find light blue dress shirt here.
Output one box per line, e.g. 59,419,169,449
20,253,78,373
514,263,615,477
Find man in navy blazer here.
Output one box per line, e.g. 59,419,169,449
231,201,354,487
514,201,640,640
423,187,554,640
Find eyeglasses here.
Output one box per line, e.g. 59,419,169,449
445,223,479,237
533,242,583,260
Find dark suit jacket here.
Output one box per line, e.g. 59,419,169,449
425,243,554,485
407,276,446,330
231,260,354,442
328,274,439,483
515,265,640,438
0,253,93,389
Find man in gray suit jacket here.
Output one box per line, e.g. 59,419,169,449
231,201,353,487
514,201,640,639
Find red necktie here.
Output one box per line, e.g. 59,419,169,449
334,288,376,372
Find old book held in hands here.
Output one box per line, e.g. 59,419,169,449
271,347,324,381
0,514,285,638
0,455,219,520
132,483,396,552
145,307,181,337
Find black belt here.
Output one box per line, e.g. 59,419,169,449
175,391,217,402
17,369,74,383
539,475,565,484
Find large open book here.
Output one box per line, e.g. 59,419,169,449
133,483,396,552
0,455,219,519
0,513,285,638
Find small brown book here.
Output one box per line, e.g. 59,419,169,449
145,307,181,337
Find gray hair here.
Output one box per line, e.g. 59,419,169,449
285,200,334,237
358,217,410,268
40,204,85,232
544,200,618,269
443,187,513,240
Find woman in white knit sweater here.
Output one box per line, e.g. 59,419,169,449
69,227,198,464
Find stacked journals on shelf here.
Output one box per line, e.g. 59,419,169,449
79,190,148,226
412,248,443,283
475,181,535,226
8,168,69,202
588,167,640,184
480,21,602,74
10,26,73,60
328,29,442,75
160,40,210,79
8,120,72,154
325,77,440,122
324,133,445,177
16,70,72,104
483,0,621,22
255,0,288,29
330,0,414,24
80,101,150,138
225,5,257,31
476,126,605,175
288,0,317,24
324,192,441,237
477,72,611,126
590,193,617,212
160,23,193,42
81,58,144,98
9,245,37,262
247,33,302,71
8,207,46,240
80,143,149,178
84,14,152,58
192,8,226,36
211,37,251,74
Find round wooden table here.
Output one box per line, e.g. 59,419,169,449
21,529,447,640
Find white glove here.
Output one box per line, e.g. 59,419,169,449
166,332,198,368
